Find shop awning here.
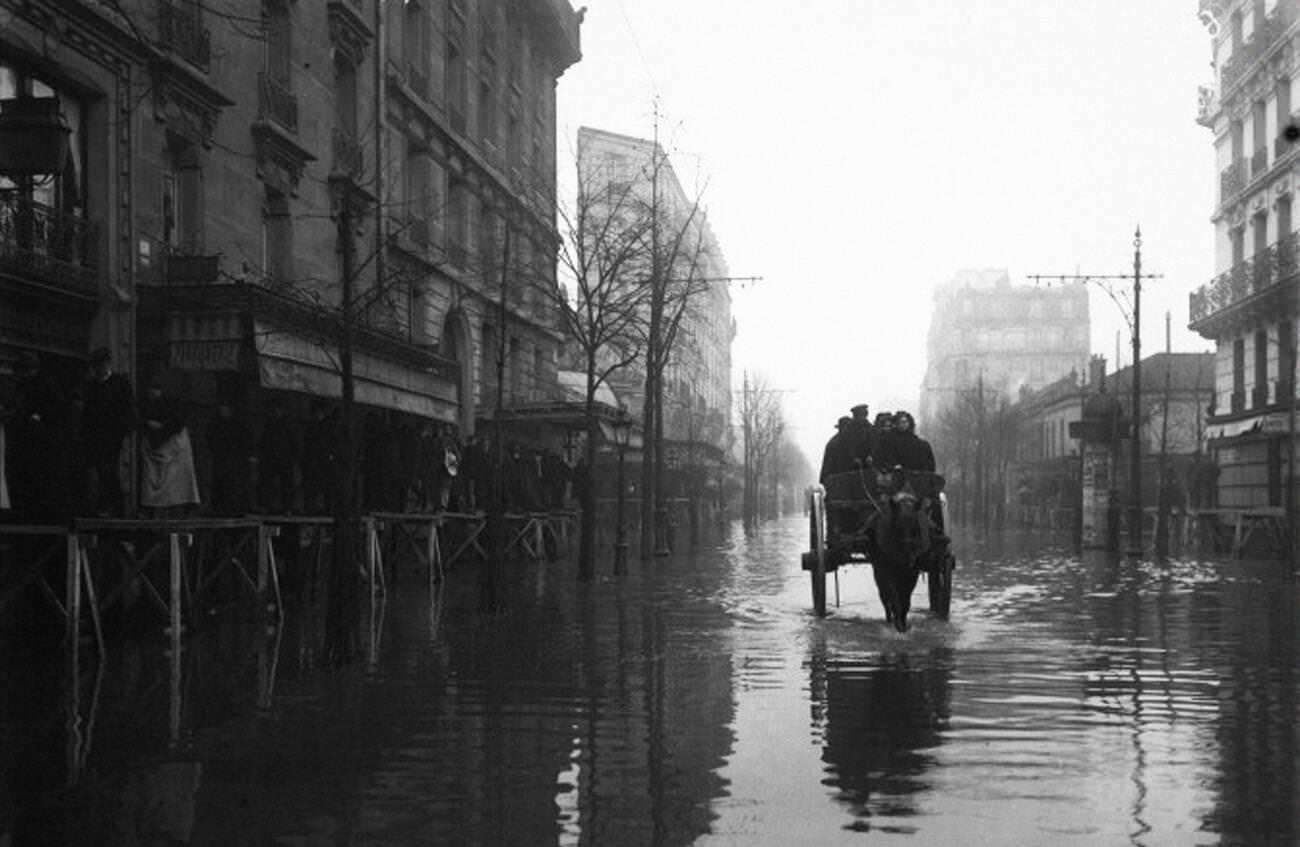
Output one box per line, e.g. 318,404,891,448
254,319,457,419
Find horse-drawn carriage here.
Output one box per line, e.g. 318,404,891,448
801,467,956,630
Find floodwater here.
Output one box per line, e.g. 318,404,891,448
2,518,1298,845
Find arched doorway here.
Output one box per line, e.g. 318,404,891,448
441,309,474,434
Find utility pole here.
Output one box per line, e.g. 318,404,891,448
1029,227,1161,557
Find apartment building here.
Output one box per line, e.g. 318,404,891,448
571,126,735,467
919,269,1091,428
1,0,581,453
1191,0,1300,509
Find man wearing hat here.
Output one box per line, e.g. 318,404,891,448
819,416,857,485
82,347,135,515
845,403,876,467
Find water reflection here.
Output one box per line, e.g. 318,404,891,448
2,523,1299,844
809,642,953,833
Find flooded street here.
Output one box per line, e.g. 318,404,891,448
3,518,1299,845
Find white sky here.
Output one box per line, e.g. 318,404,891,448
555,0,1218,465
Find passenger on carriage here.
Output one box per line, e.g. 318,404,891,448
875,411,935,473
818,416,857,484
846,403,875,466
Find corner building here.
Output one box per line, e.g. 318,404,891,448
1191,0,1300,510
2,0,581,504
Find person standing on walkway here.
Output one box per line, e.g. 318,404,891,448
257,399,299,514
9,351,70,522
300,399,341,516
207,401,255,515
81,347,135,516
138,380,199,517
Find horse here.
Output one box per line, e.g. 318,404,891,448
866,479,931,632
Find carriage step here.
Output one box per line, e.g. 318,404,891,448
800,552,840,572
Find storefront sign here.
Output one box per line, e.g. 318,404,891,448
170,339,240,371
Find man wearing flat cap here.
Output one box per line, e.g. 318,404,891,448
845,403,876,467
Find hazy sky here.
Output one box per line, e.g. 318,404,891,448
555,0,1217,464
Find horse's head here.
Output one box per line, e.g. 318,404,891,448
888,490,927,566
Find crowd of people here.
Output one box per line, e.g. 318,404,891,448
0,349,578,525
818,403,937,484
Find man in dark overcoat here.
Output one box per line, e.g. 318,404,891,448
819,416,856,485
81,347,135,516
10,351,70,521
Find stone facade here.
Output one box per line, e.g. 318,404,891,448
919,268,1091,428
1191,0,1300,509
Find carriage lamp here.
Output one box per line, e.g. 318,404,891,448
613,406,632,574
0,96,71,176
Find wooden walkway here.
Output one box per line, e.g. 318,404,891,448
1,509,579,647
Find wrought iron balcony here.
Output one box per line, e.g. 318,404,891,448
0,192,98,290
257,72,298,133
1220,158,1248,202
1190,235,1300,325
158,0,211,72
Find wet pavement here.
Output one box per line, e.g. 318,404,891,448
2,517,1298,845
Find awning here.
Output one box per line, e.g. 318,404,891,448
254,320,457,419
1208,415,1276,440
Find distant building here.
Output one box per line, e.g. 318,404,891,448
1004,352,1215,529
572,127,735,504
1190,0,1300,511
919,269,1091,428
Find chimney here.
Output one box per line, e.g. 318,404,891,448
1089,355,1107,389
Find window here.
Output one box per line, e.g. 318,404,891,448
478,201,498,275
1231,225,1245,266
1255,329,1269,407
262,189,293,285
162,137,202,253
335,55,357,140
1281,320,1296,399
1232,336,1246,410
1279,195,1292,244
0,60,86,216
403,0,429,95
1230,118,1244,162
265,1,292,86
1252,211,1268,257
447,178,468,267
1277,79,1292,138
445,40,467,133
479,77,497,152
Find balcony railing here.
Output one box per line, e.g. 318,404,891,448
1222,5,1298,91
257,73,298,133
158,1,211,72
0,192,98,290
1190,235,1300,323
1252,385,1270,409
1230,390,1246,413
1220,158,1248,201
331,128,363,179
1251,147,1269,178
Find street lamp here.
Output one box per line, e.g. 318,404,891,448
613,406,632,575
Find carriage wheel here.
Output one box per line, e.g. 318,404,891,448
928,553,954,619
808,488,828,617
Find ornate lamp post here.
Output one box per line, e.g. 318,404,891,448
613,406,632,575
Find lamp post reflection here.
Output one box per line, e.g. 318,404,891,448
613,407,631,575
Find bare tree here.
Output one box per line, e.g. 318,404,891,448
543,146,655,578
739,372,786,527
